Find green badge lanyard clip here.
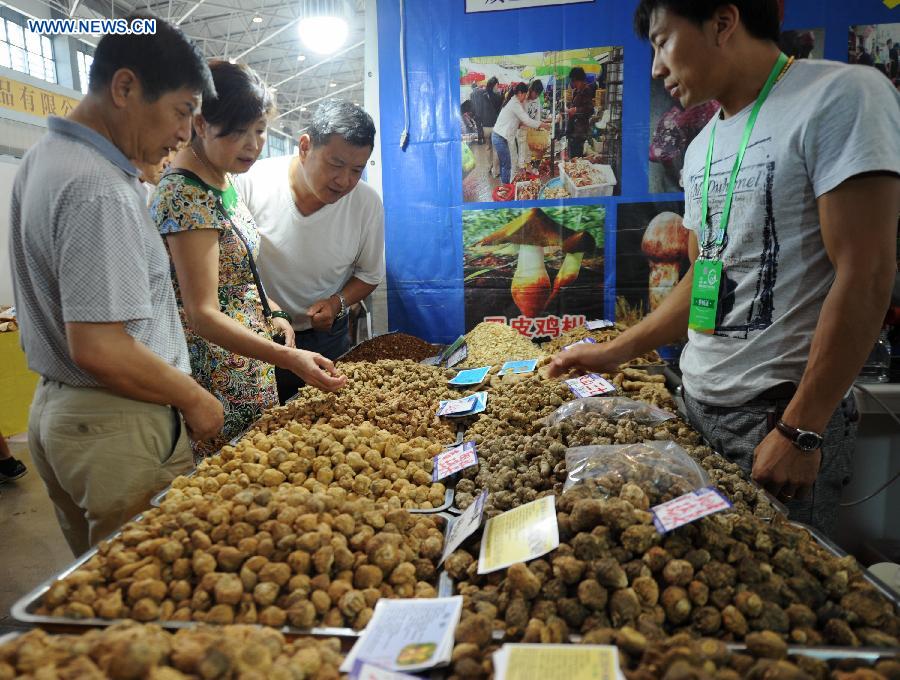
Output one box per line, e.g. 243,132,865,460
699,52,789,254
689,52,788,334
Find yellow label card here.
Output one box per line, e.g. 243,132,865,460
497,644,621,680
477,496,559,574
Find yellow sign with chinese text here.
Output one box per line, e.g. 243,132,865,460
0,74,79,119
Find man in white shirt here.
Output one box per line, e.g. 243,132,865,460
233,100,385,402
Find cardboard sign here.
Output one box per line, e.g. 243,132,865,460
433,441,478,481
652,486,733,534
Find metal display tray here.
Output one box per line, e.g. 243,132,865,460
12,514,454,638
790,521,900,611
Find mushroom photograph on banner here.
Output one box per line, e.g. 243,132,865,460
463,206,605,340
460,46,623,203
615,202,689,330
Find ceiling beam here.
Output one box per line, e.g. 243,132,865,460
276,80,363,120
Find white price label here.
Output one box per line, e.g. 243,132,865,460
565,373,616,398
433,442,478,481
441,490,488,565
651,486,733,534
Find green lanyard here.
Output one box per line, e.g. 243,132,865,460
700,52,788,250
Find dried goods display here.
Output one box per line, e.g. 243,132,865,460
684,444,785,521
544,324,662,366
462,370,576,442
0,623,345,679
457,322,546,369
456,406,779,521
165,422,448,510
562,158,613,187
35,490,445,631
543,186,571,199
456,410,700,517
449,627,900,679
252,361,458,443
446,485,899,650
515,180,541,201
337,332,442,364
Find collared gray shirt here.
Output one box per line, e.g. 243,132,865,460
8,116,190,386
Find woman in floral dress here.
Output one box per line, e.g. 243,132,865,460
152,61,345,457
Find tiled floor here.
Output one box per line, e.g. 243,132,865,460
0,436,72,633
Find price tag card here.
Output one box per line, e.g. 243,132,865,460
585,319,615,331
493,644,623,680
563,337,597,351
433,441,478,481
437,395,477,417
651,486,733,534
340,597,463,674
565,373,616,398
478,495,559,574
446,343,468,368
499,359,539,375
436,392,488,418
449,366,491,385
420,355,442,366
441,489,488,565
349,661,421,680
439,335,466,364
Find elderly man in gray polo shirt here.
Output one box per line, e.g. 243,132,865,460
9,17,223,556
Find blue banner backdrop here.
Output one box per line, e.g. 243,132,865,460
376,0,899,343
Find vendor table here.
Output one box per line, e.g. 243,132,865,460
0,330,38,436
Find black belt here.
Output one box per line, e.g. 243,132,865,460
751,382,797,403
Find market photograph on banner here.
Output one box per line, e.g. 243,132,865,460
461,45,623,202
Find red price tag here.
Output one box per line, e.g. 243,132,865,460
565,373,616,398
433,442,479,481
651,487,732,533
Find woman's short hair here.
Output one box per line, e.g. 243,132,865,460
200,60,275,138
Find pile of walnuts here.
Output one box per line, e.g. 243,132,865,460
37,489,445,631
165,422,448,510
0,623,345,680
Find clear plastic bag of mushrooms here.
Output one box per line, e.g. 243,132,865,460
563,441,710,506
542,397,675,428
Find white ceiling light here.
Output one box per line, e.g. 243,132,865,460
252,15,263,23
329,82,337,87
297,54,306,61
298,0,349,55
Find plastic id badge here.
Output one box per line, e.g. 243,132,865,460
689,259,723,334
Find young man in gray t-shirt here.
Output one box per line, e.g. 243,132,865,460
9,18,223,555
549,0,900,534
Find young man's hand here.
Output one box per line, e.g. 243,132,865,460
307,297,339,332
545,342,628,379
751,428,821,503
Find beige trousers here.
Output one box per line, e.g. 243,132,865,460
28,379,193,556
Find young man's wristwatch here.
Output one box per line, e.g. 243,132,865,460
332,292,347,319
774,419,824,451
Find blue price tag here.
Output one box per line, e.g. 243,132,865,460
499,359,538,376
449,366,491,385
